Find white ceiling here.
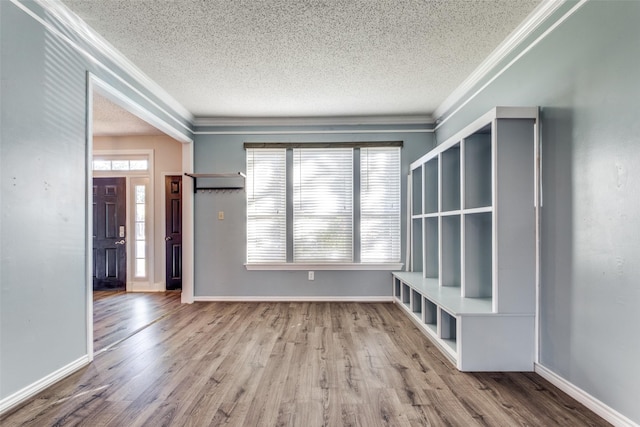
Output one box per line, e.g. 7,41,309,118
62,0,542,121
93,92,166,136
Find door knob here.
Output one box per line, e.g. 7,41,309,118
115,239,125,245
165,236,173,241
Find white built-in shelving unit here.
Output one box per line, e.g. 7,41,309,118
394,107,538,371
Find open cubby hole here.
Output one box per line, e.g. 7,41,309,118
424,159,438,214
441,144,461,212
424,217,439,278
412,218,423,272
402,283,411,307
440,309,457,352
464,128,492,210
412,167,423,215
424,298,437,334
441,215,461,288
394,277,402,299
411,289,422,316
464,212,493,298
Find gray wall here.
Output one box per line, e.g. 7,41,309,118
192,129,433,297
0,0,190,401
435,2,640,423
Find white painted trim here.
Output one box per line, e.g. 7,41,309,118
85,73,95,361
31,0,193,124
0,355,90,415
194,296,394,303
194,128,434,135
181,143,195,304
245,263,404,271
194,115,434,127
91,75,192,144
534,364,637,427
434,1,588,130
433,0,567,120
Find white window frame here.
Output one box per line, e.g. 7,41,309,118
245,144,403,271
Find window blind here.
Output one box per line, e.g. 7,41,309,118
246,148,286,263
360,147,401,262
293,148,353,262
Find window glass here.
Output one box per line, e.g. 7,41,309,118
246,146,400,265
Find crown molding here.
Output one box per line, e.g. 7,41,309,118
33,0,194,124
193,114,435,128
433,0,567,121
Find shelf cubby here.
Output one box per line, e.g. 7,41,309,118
463,129,492,210
412,166,423,216
412,218,423,272
440,309,457,353
394,277,401,299
423,298,438,335
412,289,422,316
441,144,461,212
424,217,439,279
424,158,439,214
464,212,493,298
441,215,461,287
402,283,411,308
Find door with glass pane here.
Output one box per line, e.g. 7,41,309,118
93,177,126,290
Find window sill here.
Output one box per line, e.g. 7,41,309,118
245,263,404,271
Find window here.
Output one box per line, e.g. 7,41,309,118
246,144,401,268
134,184,147,278
92,157,149,171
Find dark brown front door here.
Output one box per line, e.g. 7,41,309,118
165,176,182,290
93,177,126,290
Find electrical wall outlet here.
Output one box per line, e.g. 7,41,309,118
308,271,314,280
218,211,224,220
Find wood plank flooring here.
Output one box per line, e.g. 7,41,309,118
2,294,609,426
93,291,182,352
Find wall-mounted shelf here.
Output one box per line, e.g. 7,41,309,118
184,172,246,193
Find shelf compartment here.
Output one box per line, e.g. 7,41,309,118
463,130,492,209
412,166,423,216
439,309,457,354
412,218,423,273
424,217,439,279
402,283,411,308
424,159,439,214
441,144,461,212
423,298,438,335
393,277,402,299
441,215,461,288
412,289,422,317
464,212,493,298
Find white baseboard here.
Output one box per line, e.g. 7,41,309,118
534,363,637,427
193,296,394,303
0,355,91,415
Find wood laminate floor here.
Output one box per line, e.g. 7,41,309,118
2,294,609,426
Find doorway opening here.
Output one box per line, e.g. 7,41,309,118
87,75,194,358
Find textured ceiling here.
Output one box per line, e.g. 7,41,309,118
63,0,542,119
93,92,165,136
